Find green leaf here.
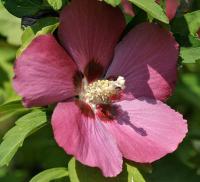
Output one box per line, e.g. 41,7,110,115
29,167,68,182
180,47,200,64
182,74,200,99
0,41,16,64
103,0,120,7
0,110,47,167
68,158,146,182
192,140,200,153
45,0,68,10
184,10,200,36
128,0,169,24
17,17,59,57
0,100,30,123
0,41,18,104
147,156,200,182
0,3,22,45
127,164,146,182
188,34,200,47
1,0,47,18
0,41,17,84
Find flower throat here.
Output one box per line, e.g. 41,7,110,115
80,76,125,106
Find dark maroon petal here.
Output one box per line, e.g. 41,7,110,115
106,23,179,101
58,0,125,80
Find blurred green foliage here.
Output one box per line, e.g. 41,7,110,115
0,0,200,182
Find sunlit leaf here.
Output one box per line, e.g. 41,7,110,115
68,158,146,182
127,163,146,182
102,0,120,7
30,167,68,182
0,41,18,103
188,34,200,47
0,100,30,123
17,17,59,56
0,110,47,167
184,10,200,36
128,0,169,23
180,47,200,64
0,3,22,45
0,41,16,64
45,0,68,10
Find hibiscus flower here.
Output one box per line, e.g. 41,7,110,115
157,0,180,20
13,0,187,177
121,0,135,16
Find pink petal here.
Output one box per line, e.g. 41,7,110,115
51,101,123,177
104,98,187,163
58,0,125,81
13,35,78,107
156,0,180,20
166,0,180,20
106,23,179,101
121,0,135,16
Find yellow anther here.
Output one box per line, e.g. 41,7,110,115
80,76,125,105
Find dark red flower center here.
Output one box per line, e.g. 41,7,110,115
77,76,125,122
80,76,125,105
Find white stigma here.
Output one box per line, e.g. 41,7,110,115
80,76,125,105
